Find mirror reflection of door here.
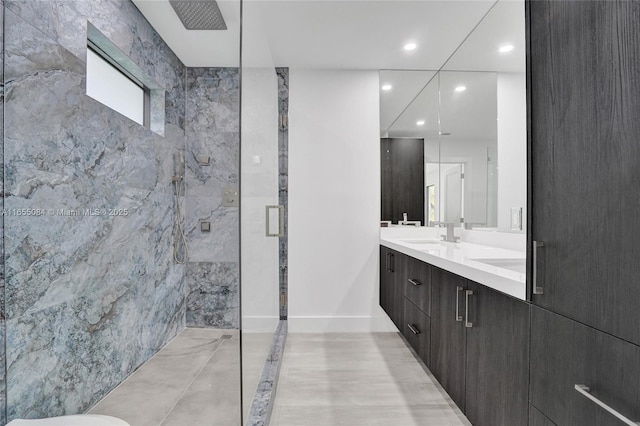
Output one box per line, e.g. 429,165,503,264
442,163,464,224
426,185,436,225
425,162,440,225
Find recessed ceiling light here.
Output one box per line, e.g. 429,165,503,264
455,85,467,92
416,120,425,126
499,44,515,53
404,42,417,51
381,84,392,91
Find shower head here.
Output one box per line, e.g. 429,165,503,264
169,0,227,30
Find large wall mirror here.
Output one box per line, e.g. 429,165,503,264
381,0,525,234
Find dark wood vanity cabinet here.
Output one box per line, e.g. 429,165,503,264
380,138,424,224
403,299,430,366
380,246,404,329
404,255,430,316
430,267,467,411
464,281,529,426
430,267,530,426
380,248,529,425
380,248,431,366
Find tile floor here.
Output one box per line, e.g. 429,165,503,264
89,328,243,426
91,330,469,426
270,333,471,426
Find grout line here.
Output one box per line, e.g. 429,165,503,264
157,337,231,426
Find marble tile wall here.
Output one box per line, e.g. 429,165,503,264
2,0,186,421
276,67,289,320
184,67,240,329
0,2,6,424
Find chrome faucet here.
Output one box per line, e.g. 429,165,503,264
432,222,460,243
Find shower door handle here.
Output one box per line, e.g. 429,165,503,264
266,205,285,237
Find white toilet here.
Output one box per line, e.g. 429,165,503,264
7,415,130,426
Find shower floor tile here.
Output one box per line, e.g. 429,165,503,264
89,328,241,426
270,333,471,426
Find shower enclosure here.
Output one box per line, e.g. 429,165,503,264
0,0,282,424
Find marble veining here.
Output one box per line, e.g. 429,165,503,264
246,321,288,426
1,1,243,421
185,262,239,329
3,1,186,421
184,67,240,328
0,2,6,423
276,68,288,320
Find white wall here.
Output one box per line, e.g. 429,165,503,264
497,72,527,233
288,69,396,332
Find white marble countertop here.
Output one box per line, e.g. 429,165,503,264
380,227,527,300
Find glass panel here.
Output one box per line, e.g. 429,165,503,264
442,0,526,233
438,70,498,228
240,1,282,424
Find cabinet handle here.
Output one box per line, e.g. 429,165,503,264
389,253,394,273
455,286,463,322
574,385,639,426
465,290,473,328
533,241,544,295
408,278,421,286
407,324,420,335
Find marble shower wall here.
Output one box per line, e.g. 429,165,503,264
276,67,289,320
0,2,6,424
3,0,186,420
185,68,240,329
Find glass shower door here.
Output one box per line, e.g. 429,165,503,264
240,1,282,423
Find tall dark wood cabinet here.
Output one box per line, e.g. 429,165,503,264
530,0,640,346
529,1,640,424
380,138,424,224
530,307,640,425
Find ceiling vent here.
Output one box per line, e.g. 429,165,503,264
169,0,227,30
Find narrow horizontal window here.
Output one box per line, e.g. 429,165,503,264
86,47,146,125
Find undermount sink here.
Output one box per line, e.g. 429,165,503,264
471,258,526,274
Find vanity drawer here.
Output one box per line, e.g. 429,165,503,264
404,256,431,316
530,306,640,426
403,298,430,367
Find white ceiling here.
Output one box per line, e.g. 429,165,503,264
443,0,525,72
133,0,498,69
384,0,525,137
245,1,495,69
132,0,523,140
379,70,436,133
132,0,241,67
